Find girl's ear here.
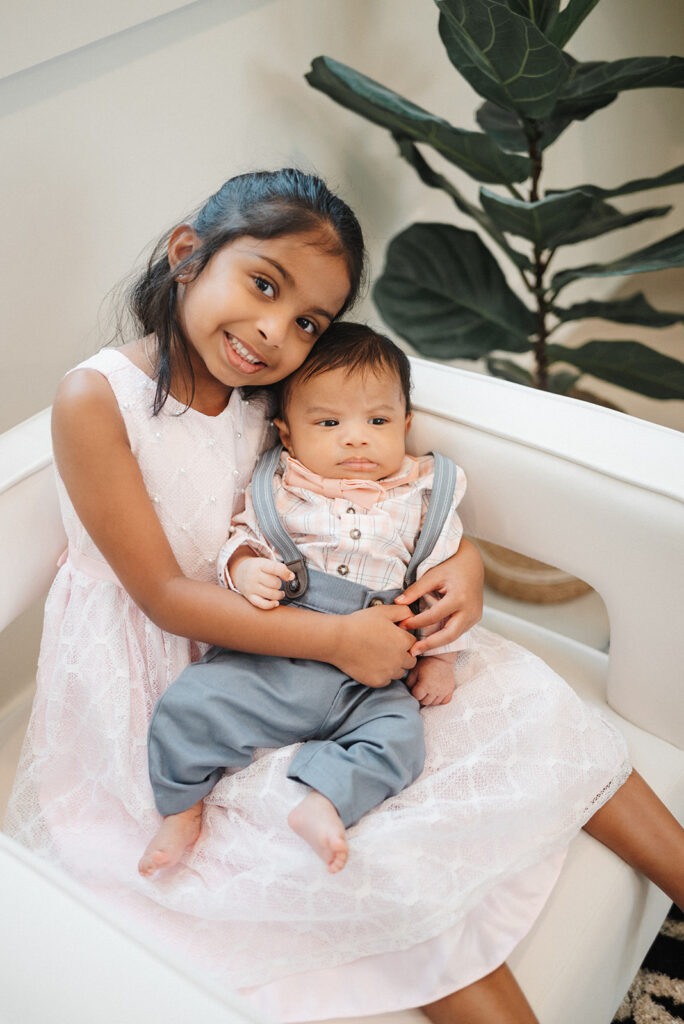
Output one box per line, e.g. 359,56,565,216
405,412,413,434
168,224,200,274
273,417,293,453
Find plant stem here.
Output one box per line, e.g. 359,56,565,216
528,133,549,389
532,246,549,389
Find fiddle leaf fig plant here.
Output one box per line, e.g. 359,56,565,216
306,0,684,400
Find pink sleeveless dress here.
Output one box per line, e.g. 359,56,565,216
6,348,631,1020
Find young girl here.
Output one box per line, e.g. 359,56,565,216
141,324,469,877
5,168,683,1024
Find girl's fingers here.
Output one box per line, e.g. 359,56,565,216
410,615,465,656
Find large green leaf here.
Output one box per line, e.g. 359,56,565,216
480,187,595,248
305,57,530,184
476,89,616,151
546,340,684,399
551,229,684,292
475,102,530,152
546,0,602,48
480,188,666,251
552,199,670,246
554,293,684,328
436,0,568,118
555,164,684,201
547,368,582,394
561,56,684,104
486,356,534,385
504,0,560,32
394,136,532,270
373,223,536,359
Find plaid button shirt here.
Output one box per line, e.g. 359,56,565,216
217,453,469,656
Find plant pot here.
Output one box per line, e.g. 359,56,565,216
474,539,592,604
473,387,622,604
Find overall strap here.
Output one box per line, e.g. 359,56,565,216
251,444,309,597
403,453,458,588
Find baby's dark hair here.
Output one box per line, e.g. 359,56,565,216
128,168,366,414
276,321,412,420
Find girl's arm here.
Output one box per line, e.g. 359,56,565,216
52,370,415,686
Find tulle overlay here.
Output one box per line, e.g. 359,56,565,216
5,349,631,1012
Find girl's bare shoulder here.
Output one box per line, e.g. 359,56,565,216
52,364,128,462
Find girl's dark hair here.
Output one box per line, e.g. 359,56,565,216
276,321,412,418
128,168,366,414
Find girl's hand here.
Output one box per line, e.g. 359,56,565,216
333,605,416,688
230,552,293,610
406,657,456,707
395,538,484,656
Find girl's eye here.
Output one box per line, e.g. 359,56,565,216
317,419,339,428
370,417,388,425
296,317,317,335
254,276,275,297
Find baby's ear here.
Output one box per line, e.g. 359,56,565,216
273,417,292,452
405,412,413,434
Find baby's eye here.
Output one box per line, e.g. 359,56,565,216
254,276,275,297
317,419,339,427
296,316,317,335
370,417,388,425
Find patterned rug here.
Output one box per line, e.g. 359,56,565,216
613,904,684,1023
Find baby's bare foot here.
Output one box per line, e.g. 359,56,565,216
138,801,203,877
288,791,348,873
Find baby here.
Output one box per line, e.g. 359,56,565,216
140,323,469,877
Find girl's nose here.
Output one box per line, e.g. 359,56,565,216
257,314,288,348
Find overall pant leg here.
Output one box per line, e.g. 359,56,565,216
148,648,339,815
286,680,425,827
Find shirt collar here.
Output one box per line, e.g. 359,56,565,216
282,453,420,510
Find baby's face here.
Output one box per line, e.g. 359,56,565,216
275,366,411,480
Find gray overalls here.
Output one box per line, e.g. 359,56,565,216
147,445,458,827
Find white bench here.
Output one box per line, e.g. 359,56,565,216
1,358,682,1024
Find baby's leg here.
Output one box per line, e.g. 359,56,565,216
138,800,204,877
287,680,425,872
288,791,348,874
142,649,310,876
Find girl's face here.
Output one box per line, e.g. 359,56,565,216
275,365,412,481
170,229,351,392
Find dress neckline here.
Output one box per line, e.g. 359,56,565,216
107,346,241,421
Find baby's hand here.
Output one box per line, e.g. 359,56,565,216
231,554,294,610
406,657,456,707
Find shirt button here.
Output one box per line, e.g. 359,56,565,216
350,528,361,540
369,597,385,607
346,507,356,514
236,432,242,439
336,564,350,577
233,469,239,477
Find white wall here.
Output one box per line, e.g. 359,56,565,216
1,0,683,435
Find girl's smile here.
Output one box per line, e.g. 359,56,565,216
223,332,268,373
170,229,351,403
